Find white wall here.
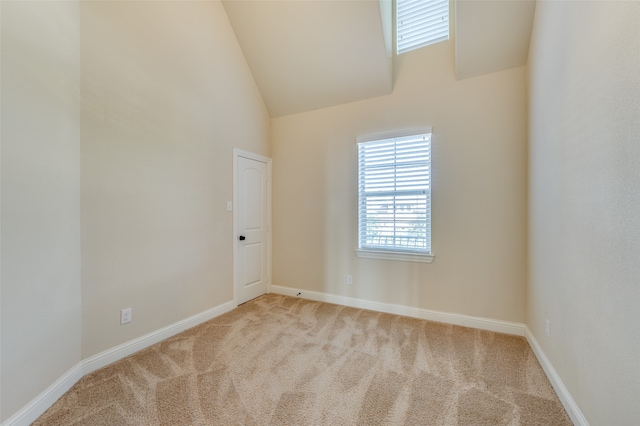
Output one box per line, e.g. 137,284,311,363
1,0,269,420
1,1,82,420
80,0,269,358
272,40,528,323
528,1,640,424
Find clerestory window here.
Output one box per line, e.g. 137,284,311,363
397,0,450,55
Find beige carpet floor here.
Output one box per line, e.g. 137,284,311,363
34,294,572,425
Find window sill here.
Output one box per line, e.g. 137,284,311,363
356,249,434,263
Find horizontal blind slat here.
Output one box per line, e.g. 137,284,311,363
398,8,448,30
397,0,447,16
399,24,449,46
399,20,449,41
398,36,449,54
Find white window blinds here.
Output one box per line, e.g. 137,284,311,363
358,133,431,254
397,0,449,54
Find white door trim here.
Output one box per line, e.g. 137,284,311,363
233,149,272,306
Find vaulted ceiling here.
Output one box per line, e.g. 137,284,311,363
222,0,536,118
455,0,535,80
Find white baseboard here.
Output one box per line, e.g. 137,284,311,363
83,300,235,375
270,285,525,336
5,294,586,426
270,286,588,422
2,363,84,426
1,300,236,426
525,327,589,426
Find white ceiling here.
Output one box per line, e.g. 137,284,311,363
222,0,393,118
222,0,536,118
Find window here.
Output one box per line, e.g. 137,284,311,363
357,131,433,263
397,0,449,55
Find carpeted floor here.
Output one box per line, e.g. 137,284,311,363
34,294,572,425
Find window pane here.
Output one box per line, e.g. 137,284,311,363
397,0,449,55
358,133,431,254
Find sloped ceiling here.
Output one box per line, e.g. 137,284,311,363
222,0,535,118
222,0,393,118
455,0,536,80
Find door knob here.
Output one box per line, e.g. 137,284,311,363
239,235,246,241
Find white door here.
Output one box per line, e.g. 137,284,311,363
235,153,269,304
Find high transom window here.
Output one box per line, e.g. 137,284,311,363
397,0,449,55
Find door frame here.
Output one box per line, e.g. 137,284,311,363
233,148,272,306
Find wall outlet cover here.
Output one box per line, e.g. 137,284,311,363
121,308,132,324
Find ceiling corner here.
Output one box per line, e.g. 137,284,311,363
455,0,536,80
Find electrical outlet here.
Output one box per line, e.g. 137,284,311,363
121,308,132,325
545,319,550,337
347,274,353,285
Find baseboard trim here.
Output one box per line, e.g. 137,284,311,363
1,300,236,426
2,363,84,426
270,285,525,336
270,286,589,422
83,300,236,375
525,327,589,426
6,296,587,426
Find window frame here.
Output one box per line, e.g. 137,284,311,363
356,130,434,264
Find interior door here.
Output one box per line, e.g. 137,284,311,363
236,154,269,304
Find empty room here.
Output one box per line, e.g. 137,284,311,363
1,0,638,424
